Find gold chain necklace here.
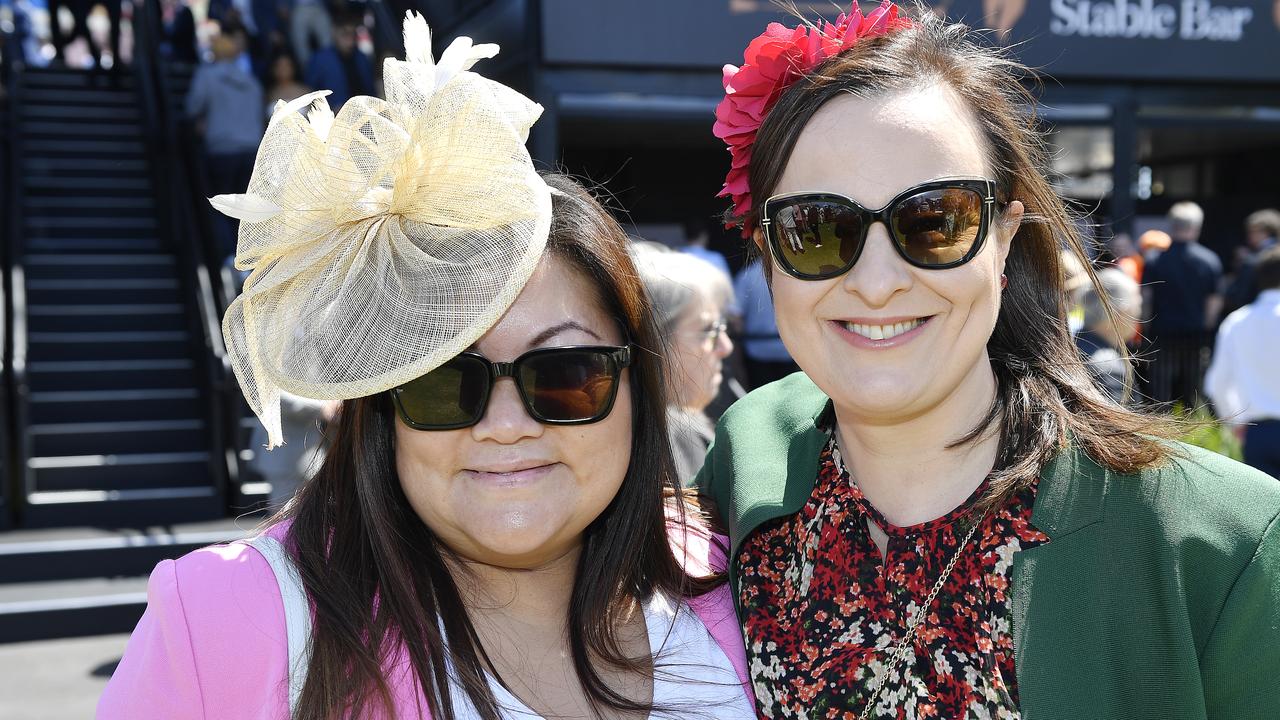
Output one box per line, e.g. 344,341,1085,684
856,508,989,720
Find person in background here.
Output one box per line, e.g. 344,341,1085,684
1223,208,1280,316
1060,247,1089,334
50,0,114,70
304,13,372,111
185,33,264,259
1075,267,1142,405
733,257,798,388
1141,201,1223,408
287,0,331,68
632,242,735,486
207,0,262,73
248,393,335,509
679,216,733,280
1206,245,1280,479
159,0,199,65
263,49,312,118
1107,232,1143,284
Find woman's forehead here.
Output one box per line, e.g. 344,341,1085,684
475,254,618,355
778,85,990,205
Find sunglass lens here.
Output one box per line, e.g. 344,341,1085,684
397,355,488,427
519,350,617,422
891,187,984,265
772,200,864,277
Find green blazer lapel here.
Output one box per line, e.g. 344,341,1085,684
713,373,830,597
1009,443,1109,702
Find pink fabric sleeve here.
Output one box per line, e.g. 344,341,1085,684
675,525,755,705
96,544,292,719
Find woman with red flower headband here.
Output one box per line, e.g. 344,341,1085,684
698,2,1280,719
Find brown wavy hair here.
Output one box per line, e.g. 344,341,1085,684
280,173,716,719
739,4,1180,512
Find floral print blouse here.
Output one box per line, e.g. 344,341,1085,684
738,431,1049,719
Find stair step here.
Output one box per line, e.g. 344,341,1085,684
29,419,207,456
0,577,148,643
27,304,186,332
24,254,176,281
21,69,136,89
22,139,145,156
26,330,192,361
26,215,157,230
25,239,164,253
27,359,197,392
0,518,252,584
23,181,151,198
24,176,151,191
23,158,148,173
20,87,138,106
25,278,182,305
30,451,213,492
20,122,143,139
19,104,141,121
18,489,225,530
28,388,201,423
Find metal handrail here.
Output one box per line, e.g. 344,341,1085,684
133,0,232,504
0,13,16,527
4,35,29,524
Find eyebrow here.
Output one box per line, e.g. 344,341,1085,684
528,321,601,348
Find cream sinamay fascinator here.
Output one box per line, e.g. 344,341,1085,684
211,12,551,448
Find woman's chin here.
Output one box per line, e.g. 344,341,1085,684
452,511,579,568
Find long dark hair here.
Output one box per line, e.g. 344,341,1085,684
280,173,712,719
740,5,1179,511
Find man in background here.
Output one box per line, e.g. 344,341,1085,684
186,33,265,259
1206,246,1280,479
1224,208,1280,316
1142,202,1223,408
305,14,372,111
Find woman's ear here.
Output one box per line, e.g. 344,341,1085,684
752,226,766,254
996,200,1024,263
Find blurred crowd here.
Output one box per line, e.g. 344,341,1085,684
1070,204,1280,478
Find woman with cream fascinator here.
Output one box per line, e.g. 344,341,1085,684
98,13,755,720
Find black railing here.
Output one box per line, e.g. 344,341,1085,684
0,13,15,529
4,26,27,528
134,0,233,510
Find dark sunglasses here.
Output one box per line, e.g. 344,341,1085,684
391,345,632,430
761,178,1002,280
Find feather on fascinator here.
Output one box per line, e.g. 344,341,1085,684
211,12,551,448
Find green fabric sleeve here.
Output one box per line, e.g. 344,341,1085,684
1200,507,1280,718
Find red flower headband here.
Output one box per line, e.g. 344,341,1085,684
713,1,912,237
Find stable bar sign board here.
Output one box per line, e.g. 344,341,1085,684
540,0,1280,82
957,0,1280,81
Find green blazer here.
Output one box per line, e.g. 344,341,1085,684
696,373,1280,720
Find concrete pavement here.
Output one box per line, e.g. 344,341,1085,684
0,633,129,719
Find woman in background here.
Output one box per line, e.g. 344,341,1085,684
632,242,735,485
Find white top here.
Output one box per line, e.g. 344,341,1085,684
449,594,755,720
1205,289,1280,424
248,534,752,720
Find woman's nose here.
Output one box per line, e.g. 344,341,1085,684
469,377,543,444
842,224,913,306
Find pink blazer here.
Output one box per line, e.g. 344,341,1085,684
96,523,752,719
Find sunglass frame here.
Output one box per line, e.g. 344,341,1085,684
760,177,1000,280
391,345,633,431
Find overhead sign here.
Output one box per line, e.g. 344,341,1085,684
539,0,1280,82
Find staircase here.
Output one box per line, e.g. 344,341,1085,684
10,67,227,528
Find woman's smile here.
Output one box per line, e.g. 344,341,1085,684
829,315,935,349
